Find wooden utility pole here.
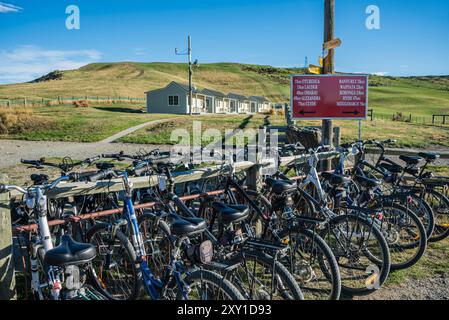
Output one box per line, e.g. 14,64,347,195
322,0,335,171
188,35,193,116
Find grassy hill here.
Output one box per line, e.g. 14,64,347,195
1,62,449,117
0,62,305,103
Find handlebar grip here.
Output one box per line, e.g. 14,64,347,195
102,152,124,159
21,159,44,166
84,156,101,164
0,184,7,194
88,170,115,182
68,171,97,182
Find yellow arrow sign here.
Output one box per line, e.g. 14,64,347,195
308,64,323,75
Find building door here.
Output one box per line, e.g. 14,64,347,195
250,102,257,113
230,101,236,113
206,97,213,113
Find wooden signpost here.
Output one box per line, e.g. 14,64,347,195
322,0,336,171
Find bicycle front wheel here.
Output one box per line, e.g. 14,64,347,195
225,250,304,300
176,270,245,300
87,222,140,300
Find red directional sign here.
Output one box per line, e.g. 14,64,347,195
291,74,368,120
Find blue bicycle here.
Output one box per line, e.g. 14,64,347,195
86,158,244,300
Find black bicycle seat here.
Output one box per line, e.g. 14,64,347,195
321,172,351,186
170,216,207,237
399,155,422,166
404,167,420,176
418,152,440,162
30,174,49,185
265,177,297,194
44,235,96,267
354,175,381,189
211,202,249,224
96,162,115,170
380,163,403,174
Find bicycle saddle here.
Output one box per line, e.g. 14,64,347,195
211,202,249,224
321,172,351,186
354,175,381,189
418,152,440,162
265,177,297,194
44,235,96,267
96,162,115,170
170,215,207,237
30,174,49,185
379,163,403,174
399,155,422,166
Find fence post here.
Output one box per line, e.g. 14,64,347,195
0,174,16,300
247,163,262,192
285,104,293,126
23,99,27,107
6,100,10,108
444,116,447,125
334,127,341,147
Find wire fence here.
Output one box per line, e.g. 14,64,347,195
367,109,448,126
0,96,146,108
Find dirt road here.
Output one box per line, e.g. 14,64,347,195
0,139,171,169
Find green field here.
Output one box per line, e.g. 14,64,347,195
0,103,174,142
1,62,449,147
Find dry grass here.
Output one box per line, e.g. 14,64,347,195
0,107,49,135
73,100,89,108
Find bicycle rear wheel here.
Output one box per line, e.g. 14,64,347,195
375,203,427,271
424,189,449,242
320,214,391,296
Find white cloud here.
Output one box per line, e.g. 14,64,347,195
134,48,145,56
0,2,22,13
372,72,389,76
0,45,102,84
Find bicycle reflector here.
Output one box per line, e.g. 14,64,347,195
365,273,379,287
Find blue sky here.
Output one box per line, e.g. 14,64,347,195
0,0,448,84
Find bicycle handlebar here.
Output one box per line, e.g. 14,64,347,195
87,169,117,182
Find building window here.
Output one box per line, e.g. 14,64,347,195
168,95,179,106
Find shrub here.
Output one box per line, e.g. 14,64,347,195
46,100,58,107
277,109,285,116
73,100,89,108
0,108,34,134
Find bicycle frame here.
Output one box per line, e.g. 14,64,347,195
116,171,191,300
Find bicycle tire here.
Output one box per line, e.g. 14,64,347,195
87,222,140,300
176,269,245,300
279,227,341,300
320,214,391,296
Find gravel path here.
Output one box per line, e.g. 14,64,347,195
353,275,449,300
0,139,171,169
99,118,173,143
